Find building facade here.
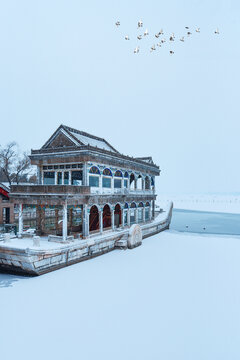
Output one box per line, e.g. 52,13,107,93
10,125,160,240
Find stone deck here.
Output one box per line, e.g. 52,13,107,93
0,203,173,276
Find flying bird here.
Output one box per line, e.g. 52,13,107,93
159,29,164,35
187,31,192,36
125,35,130,40
115,21,120,27
215,28,220,34
144,29,149,36
180,37,185,42
134,46,140,54
137,35,142,40
185,26,189,29
170,50,174,55
157,42,161,47
161,38,166,43
169,35,175,41
155,33,160,38
150,45,156,52
196,28,200,33
138,20,143,28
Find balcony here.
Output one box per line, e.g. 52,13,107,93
10,184,91,196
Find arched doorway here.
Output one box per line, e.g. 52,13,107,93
89,205,99,232
114,204,122,228
103,204,111,229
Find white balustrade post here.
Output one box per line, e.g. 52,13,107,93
143,207,146,223
18,204,23,237
62,202,68,241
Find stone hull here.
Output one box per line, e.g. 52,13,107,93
0,203,173,276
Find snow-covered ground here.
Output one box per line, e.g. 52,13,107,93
1,230,240,360
158,194,240,214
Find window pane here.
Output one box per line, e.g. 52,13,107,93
64,172,69,185
130,209,135,224
72,171,82,185
43,172,55,185
138,209,143,222
124,211,128,225
145,208,149,220
114,179,121,188
102,177,111,188
124,180,128,188
57,172,62,185
89,176,99,187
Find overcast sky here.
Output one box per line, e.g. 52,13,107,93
0,0,239,194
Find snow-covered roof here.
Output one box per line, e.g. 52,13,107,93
69,131,115,152
42,125,119,153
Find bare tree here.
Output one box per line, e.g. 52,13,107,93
0,142,31,186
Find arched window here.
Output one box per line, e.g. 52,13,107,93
145,176,150,190
114,204,122,228
114,170,122,188
130,203,136,224
102,168,112,188
130,173,135,190
145,202,150,221
103,204,111,229
114,170,123,177
103,168,112,176
89,166,100,174
151,177,155,187
89,166,100,187
124,172,129,178
89,205,99,232
124,203,129,209
137,175,143,190
138,203,144,222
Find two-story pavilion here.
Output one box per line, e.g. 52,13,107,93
10,125,160,240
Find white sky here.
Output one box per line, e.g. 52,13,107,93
0,0,239,194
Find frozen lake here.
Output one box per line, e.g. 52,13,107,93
1,218,240,359
171,208,240,236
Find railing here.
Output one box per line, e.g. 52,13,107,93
11,184,91,195
90,188,155,195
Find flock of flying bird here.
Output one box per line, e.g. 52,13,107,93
115,20,220,55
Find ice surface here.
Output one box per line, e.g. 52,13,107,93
1,230,240,360
158,194,240,214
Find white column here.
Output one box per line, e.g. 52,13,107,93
82,204,89,238
111,209,115,231
100,209,103,234
143,207,146,223
149,202,152,221
121,209,125,228
127,208,131,227
69,171,72,185
62,202,68,241
99,175,103,194
54,171,57,185
18,204,23,237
